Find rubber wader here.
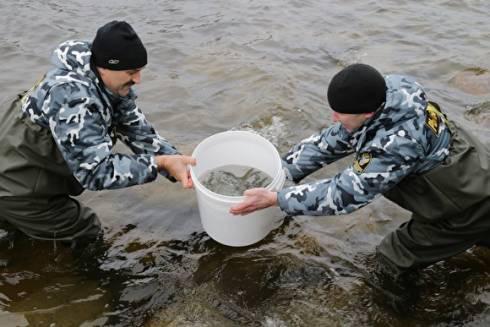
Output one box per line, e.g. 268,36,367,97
380,120,490,271
0,94,101,241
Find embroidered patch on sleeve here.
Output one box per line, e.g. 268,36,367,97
425,103,442,135
353,152,372,174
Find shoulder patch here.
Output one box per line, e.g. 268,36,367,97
425,102,443,135
353,152,372,174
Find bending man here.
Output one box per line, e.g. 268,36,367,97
231,63,489,306
0,21,195,243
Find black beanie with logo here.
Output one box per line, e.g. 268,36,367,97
91,21,147,70
327,63,386,114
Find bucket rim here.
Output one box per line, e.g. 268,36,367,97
189,130,284,203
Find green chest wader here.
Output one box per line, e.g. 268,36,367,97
0,95,100,240
379,121,490,269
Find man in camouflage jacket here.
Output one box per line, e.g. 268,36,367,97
231,64,490,304
0,21,195,242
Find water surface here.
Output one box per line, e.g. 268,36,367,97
0,0,489,326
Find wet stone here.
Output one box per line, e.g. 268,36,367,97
450,68,490,95
199,165,273,196
464,102,490,128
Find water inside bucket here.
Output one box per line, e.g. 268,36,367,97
199,165,273,196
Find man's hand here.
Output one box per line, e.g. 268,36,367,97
156,155,196,189
229,188,278,215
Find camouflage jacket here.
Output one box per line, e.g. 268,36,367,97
20,40,178,191
278,75,452,216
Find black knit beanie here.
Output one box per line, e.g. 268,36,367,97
327,64,386,114
91,21,147,70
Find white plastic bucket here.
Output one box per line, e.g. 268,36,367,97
190,130,285,247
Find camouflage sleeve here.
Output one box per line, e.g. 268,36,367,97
114,97,179,156
277,133,423,216
282,123,354,183
114,97,179,181
48,84,159,190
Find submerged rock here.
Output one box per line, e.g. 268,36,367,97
464,102,490,128
450,68,490,95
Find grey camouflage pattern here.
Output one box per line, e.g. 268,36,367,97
21,40,178,191
278,75,452,216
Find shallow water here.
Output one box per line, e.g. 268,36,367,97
1,0,489,326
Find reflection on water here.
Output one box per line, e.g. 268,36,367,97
0,234,112,326
1,217,490,326
1,0,490,326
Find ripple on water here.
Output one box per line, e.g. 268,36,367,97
0,235,112,326
1,0,490,326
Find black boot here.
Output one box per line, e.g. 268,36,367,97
476,239,490,248
365,253,419,314
70,232,108,271
0,223,18,250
